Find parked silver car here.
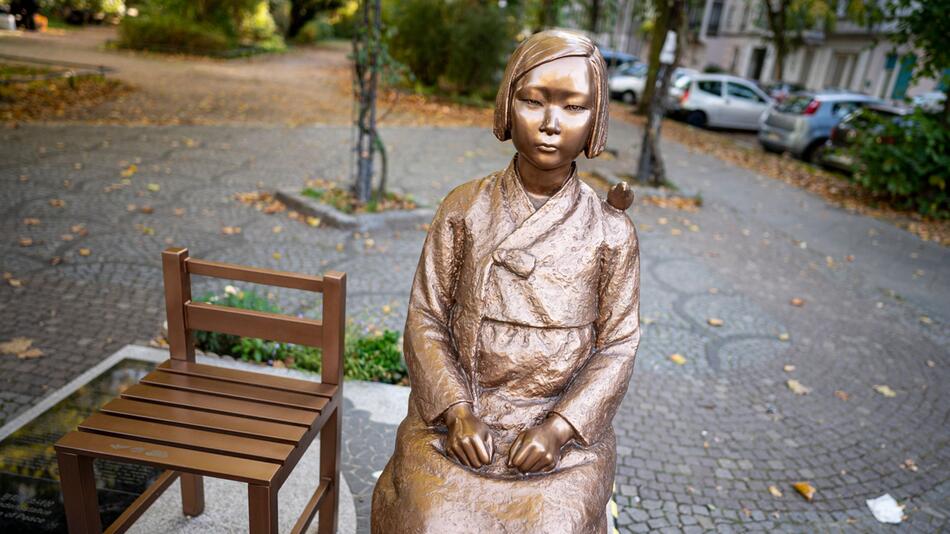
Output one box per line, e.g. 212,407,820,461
758,91,883,162
666,74,773,130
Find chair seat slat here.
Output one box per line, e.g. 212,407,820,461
79,413,293,463
55,431,280,485
101,398,306,444
159,360,336,398
141,370,327,411
121,384,318,427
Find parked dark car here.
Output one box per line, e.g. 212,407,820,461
599,49,639,71
820,103,913,173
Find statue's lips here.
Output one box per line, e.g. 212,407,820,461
536,144,558,153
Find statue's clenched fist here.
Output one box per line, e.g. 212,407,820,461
444,402,494,469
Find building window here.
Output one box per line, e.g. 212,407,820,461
708,0,724,36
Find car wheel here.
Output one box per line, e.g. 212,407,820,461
802,139,828,163
622,91,637,105
760,141,781,154
686,110,707,128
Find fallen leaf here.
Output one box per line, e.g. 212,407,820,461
335,243,345,252
23,218,40,226
78,248,91,256
139,206,154,214
768,485,783,498
71,224,87,235
793,482,816,501
221,226,242,235
901,458,918,472
2,272,10,280
121,164,137,177
919,316,932,325
50,256,62,266
834,390,850,401
926,360,935,368
306,216,321,227
8,278,22,287
669,353,687,365
873,385,897,397
708,287,719,294
272,252,282,260
364,239,375,248
49,199,65,208
61,234,74,241
707,318,724,327
173,208,186,217
0,337,33,354
787,379,811,395
382,305,392,314
778,332,790,342
18,237,33,247
146,183,160,192
790,298,805,307
272,225,283,234
17,348,43,359
783,365,796,372
127,204,137,212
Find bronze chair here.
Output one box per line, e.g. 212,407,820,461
54,247,345,534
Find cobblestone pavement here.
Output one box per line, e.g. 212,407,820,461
2,119,948,533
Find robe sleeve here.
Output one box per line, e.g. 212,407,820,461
551,215,641,446
404,200,473,425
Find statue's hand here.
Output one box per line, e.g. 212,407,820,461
508,413,576,474
443,402,494,469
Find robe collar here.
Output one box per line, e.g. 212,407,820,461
491,155,582,278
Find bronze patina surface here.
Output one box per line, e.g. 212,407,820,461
371,29,641,533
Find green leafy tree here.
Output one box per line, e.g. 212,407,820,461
285,0,343,39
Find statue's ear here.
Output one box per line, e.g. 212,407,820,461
607,182,634,211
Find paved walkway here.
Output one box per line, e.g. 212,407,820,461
2,115,948,533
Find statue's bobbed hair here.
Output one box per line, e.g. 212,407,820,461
493,29,609,159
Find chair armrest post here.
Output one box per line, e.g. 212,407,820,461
320,272,346,386
163,247,196,362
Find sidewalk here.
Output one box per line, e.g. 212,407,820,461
2,119,948,532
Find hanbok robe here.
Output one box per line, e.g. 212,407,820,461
371,156,641,533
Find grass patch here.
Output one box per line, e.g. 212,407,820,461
302,178,417,214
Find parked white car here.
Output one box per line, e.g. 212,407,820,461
608,63,648,105
667,74,773,130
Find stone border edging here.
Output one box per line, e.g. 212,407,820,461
275,189,435,231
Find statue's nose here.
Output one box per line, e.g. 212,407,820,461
539,109,561,135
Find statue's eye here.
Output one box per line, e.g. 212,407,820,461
566,105,588,112
522,98,543,107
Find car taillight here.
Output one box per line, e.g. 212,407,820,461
680,87,690,105
803,100,821,115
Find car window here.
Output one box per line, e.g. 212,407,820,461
776,95,812,113
622,64,647,77
697,80,722,96
727,82,765,102
832,101,860,119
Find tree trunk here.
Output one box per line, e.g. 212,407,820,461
763,0,788,82
287,3,311,39
636,0,686,186
353,0,380,203
589,0,601,34
636,0,671,115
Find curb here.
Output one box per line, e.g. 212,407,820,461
591,166,702,202
275,189,435,232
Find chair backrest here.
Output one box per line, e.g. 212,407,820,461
161,247,346,386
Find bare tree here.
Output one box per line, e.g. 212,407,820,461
352,0,385,204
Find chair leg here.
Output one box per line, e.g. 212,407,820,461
318,405,341,534
180,473,205,517
57,452,102,533
248,484,278,534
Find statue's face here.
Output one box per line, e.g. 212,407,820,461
510,56,594,170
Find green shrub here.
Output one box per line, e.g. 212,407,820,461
293,17,335,44
117,13,233,54
192,286,407,383
387,0,514,96
848,108,949,218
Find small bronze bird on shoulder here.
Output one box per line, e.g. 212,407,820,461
607,181,635,211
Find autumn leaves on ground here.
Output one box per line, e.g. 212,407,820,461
2,26,945,246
